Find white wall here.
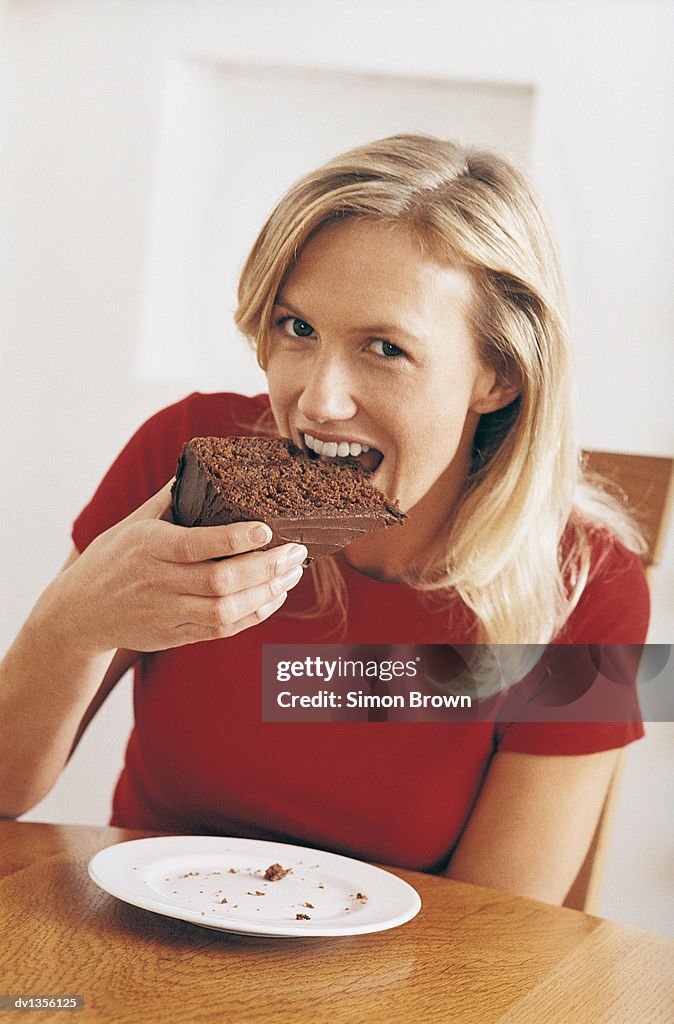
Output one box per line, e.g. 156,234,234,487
2,0,672,936
135,58,533,388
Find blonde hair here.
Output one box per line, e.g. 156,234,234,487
235,134,643,643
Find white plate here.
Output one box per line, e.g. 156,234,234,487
88,835,421,937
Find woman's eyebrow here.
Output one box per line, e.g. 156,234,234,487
274,295,420,342
274,296,306,318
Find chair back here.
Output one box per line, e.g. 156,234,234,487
565,450,673,913
582,450,674,580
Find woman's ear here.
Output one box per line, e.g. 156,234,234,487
470,367,521,415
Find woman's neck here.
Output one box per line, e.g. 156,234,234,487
343,455,469,583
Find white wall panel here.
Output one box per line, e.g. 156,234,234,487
136,57,532,390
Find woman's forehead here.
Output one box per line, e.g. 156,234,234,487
281,218,474,322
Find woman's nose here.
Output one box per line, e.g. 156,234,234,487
297,354,358,424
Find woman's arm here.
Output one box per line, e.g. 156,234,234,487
65,643,141,764
444,748,620,905
0,546,123,817
0,481,306,818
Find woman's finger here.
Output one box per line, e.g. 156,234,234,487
120,479,176,524
166,543,308,598
174,590,290,645
177,564,304,633
145,518,274,563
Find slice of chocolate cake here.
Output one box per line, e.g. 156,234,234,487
171,436,405,558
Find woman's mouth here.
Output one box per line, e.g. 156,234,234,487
301,432,384,474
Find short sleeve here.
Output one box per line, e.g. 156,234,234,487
497,720,644,755
495,532,649,756
72,391,271,553
557,535,650,645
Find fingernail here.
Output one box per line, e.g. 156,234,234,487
276,565,304,592
259,591,288,617
250,524,272,543
277,544,308,571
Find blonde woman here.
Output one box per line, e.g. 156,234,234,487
0,136,648,905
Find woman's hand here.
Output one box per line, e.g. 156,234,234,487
45,481,307,655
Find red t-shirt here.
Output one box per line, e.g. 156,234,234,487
72,392,649,872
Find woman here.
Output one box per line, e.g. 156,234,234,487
0,135,648,905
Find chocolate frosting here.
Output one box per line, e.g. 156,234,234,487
171,441,405,559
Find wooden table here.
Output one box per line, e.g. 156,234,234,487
1,821,672,1023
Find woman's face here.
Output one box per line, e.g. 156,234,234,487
266,218,513,537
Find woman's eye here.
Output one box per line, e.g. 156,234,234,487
370,338,405,359
281,317,314,338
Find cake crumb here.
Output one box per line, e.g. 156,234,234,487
264,863,291,881
296,913,311,920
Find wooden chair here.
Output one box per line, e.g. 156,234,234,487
581,450,674,583
563,450,674,912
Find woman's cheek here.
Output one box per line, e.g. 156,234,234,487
265,358,290,405
265,375,289,435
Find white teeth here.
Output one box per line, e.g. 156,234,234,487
303,433,372,459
